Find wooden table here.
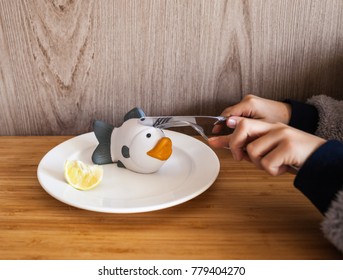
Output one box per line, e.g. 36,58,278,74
0,136,341,260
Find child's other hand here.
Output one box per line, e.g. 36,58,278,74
221,94,292,124
209,117,326,176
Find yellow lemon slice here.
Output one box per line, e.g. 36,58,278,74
64,160,103,190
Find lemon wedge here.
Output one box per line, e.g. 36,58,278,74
64,160,103,190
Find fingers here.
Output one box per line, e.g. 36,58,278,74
247,135,290,175
259,142,294,176
244,128,284,170
210,110,326,177
213,94,259,134
221,102,253,119
209,117,273,160
213,117,294,175
228,120,319,175
219,94,292,124
230,119,295,175
227,117,273,161
208,135,231,149
220,94,259,118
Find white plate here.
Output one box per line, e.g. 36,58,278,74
37,131,220,213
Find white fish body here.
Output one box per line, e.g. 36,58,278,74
92,108,172,174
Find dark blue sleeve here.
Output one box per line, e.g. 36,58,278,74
284,99,319,134
294,140,343,214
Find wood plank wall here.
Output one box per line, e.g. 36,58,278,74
1,0,343,135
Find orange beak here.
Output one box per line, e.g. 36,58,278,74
147,137,172,161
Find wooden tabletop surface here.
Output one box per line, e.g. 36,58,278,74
0,136,341,260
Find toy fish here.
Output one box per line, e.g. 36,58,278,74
92,108,172,174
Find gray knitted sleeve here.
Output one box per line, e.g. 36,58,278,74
307,95,343,253
307,95,343,141
321,191,343,253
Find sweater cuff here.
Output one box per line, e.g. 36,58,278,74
294,140,343,214
284,99,319,134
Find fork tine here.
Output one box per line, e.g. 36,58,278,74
153,117,172,127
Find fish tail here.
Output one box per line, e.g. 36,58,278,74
92,120,114,164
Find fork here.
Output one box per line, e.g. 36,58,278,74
156,120,209,141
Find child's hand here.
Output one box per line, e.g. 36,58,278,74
209,117,326,176
221,94,292,124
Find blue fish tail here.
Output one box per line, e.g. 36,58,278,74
92,120,114,164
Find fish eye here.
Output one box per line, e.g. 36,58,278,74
146,133,151,138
